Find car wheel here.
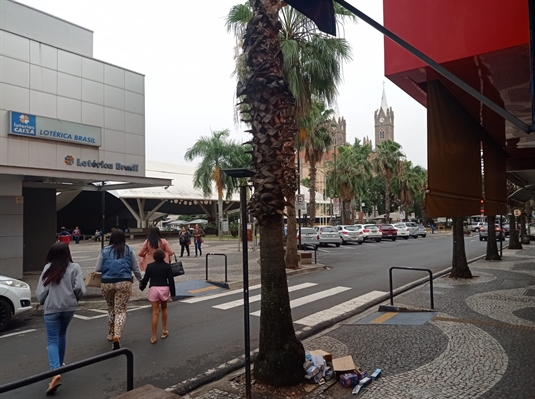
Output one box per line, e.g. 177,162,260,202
421,235,426,238
404,236,409,240
375,238,381,242
0,298,12,332
357,241,363,245
392,238,397,241
341,238,347,245
335,243,340,247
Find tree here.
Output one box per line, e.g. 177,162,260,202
226,1,354,268
370,140,405,223
236,0,304,386
395,161,427,221
301,99,335,226
184,129,250,240
450,216,473,278
485,215,501,260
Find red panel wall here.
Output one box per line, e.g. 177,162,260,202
384,0,529,76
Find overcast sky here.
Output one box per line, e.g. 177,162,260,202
18,0,427,168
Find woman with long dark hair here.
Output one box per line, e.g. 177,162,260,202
95,229,142,350
138,227,174,271
36,242,86,395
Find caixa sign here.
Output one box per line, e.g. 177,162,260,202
9,111,101,147
64,155,139,172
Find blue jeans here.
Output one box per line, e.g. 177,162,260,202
44,311,75,370
194,240,202,255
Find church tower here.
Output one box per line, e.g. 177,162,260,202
374,86,394,148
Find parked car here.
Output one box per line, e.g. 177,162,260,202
502,223,510,237
316,226,342,247
297,227,320,249
0,275,32,331
479,224,505,241
358,224,382,242
471,222,486,232
418,224,427,238
378,224,397,241
337,225,364,245
393,222,419,239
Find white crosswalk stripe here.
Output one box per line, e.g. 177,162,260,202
250,286,351,316
213,283,317,310
294,290,386,326
182,284,262,303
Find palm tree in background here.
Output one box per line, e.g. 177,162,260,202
301,100,335,226
370,140,405,223
395,160,427,220
226,1,354,269
184,129,251,240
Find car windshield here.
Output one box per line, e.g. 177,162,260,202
322,227,335,232
364,225,376,228
381,225,394,229
301,229,316,234
344,226,358,231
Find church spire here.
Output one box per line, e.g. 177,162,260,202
380,82,389,114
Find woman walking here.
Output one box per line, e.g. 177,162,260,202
138,227,174,271
139,249,176,344
192,224,205,257
36,242,86,395
95,229,142,350
178,226,191,257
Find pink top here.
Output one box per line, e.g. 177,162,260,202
138,238,174,271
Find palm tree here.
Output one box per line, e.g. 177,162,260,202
370,140,405,223
395,160,427,221
236,0,305,386
184,129,250,240
226,1,354,269
301,99,335,226
325,139,372,224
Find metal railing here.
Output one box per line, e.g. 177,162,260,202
389,267,434,309
298,244,317,264
205,253,228,282
0,348,134,394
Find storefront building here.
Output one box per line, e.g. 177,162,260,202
0,0,170,277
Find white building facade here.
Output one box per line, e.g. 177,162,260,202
0,0,169,277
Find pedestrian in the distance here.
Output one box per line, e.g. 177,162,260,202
139,249,176,344
95,229,142,350
138,227,174,271
178,226,191,257
72,226,81,244
36,242,86,395
192,224,205,257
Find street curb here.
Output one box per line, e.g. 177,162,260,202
170,253,486,396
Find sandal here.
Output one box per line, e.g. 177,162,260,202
150,336,157,344
161,331,169,339
45,375,62,395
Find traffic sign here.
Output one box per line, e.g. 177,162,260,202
296,194,306,211
514,209,521,217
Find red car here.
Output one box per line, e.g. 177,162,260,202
378,224,398,241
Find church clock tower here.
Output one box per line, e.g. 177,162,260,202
374,86,394,148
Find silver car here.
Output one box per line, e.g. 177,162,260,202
337,225,364,245
297,227,320,249
316,226,342,247
353,224,382,242
393,222,418,239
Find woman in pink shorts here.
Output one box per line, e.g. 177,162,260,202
139,249,176,344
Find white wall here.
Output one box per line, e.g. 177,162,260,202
0,0,93,57
0,176,23,278
0,29,146,176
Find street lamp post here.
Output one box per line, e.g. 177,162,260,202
101,181,106,249
222,168,254,399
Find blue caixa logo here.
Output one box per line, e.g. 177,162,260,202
10,112,37,136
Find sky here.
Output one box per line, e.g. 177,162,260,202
17,0,428,168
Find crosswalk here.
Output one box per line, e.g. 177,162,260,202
183,282,386,328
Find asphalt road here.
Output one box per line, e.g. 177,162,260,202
0,234,492,398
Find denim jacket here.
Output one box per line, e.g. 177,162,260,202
96,245,142,283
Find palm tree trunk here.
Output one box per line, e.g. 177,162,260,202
485,215,501,260
450,217,472,278
508,213,522,249
308,163,317,227
285,193,300,269
342,199,351,224
218,196,223,241
238,0,304,386
385,182,391,224
520,214,530,244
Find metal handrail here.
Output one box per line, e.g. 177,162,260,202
205,253,228,282
0,348,134,394
389,267,434,309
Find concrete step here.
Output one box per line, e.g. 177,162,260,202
111,385,181,399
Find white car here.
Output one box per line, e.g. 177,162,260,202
0,275,32,331
337,225,364,245
297,227,320,249
358,224,382,242
315,226,342,247
393,223,414,239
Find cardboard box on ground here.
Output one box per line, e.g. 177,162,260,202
304,350,382,394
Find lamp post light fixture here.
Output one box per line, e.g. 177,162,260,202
221,168,254,399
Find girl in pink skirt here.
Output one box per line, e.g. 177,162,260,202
139,249,176,344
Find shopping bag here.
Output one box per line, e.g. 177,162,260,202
170,254,185,276
84,272,102,288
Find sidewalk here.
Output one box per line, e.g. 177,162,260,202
181,245,535,399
